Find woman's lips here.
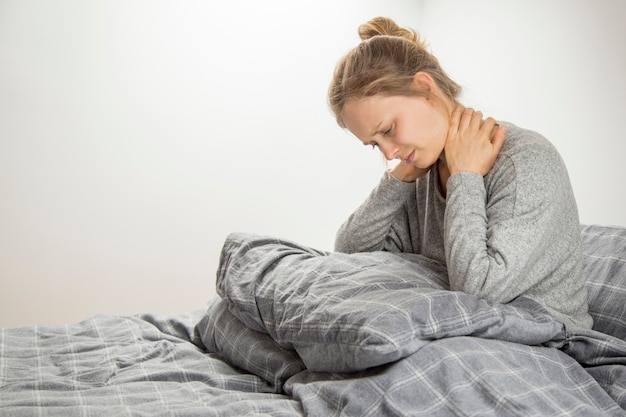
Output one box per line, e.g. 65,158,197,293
404,150,415,164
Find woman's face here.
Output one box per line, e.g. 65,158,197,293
341,94,450,169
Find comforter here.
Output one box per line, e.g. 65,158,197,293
1,224,626,416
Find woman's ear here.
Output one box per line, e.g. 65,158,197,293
411,71,437,94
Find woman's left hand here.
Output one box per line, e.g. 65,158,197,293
444,107,507,176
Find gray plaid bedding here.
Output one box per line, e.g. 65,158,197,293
2,224,626,416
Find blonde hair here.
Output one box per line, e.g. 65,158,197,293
328,17,461,128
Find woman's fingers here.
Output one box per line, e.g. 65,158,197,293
491,124,507,151
454,107,487,138
445,107,506,176
481,117,498,140
448,106,463,136
468,109,483,132
459,107,475,132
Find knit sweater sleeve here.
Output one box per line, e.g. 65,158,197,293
334,172,416,253
443,139,581,305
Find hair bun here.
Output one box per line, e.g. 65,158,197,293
358,16,418,43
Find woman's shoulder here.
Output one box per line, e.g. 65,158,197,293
489,122,572,197
496,122,564,170
499,122,557,154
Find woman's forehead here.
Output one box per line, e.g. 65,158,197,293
341,98,381,139
342,95,407,134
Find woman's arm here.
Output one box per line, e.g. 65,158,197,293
444,131,582,305
334,173,417,253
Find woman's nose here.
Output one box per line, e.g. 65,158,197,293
379,141,399,161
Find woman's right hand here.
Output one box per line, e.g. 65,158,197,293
389,161,430,183
444,107,506,177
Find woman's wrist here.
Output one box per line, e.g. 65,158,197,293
389,162,430,183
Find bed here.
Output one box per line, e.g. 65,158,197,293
1,224,626,417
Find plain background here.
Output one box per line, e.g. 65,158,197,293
1,0,625,327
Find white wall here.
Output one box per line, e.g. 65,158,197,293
2,0,625,328
417,0,626,229
0,0,421,327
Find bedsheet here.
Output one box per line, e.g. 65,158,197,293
0,309,303,416
1,224,626,416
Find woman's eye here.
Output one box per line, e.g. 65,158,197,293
383,127,392,136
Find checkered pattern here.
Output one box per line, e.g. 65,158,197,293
0,311,302,416
581,224,626,339
216,232,566,373
287,336,624,416
2,225,626,416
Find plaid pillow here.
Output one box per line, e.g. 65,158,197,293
216,233,565,372
198,297,305,391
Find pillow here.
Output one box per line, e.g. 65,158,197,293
216,233,566,372
197,296,305,392
581,224,626,339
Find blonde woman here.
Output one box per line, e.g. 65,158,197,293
329,17,592,331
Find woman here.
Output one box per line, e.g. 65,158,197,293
329,17,592,331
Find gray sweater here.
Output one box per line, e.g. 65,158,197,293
335,122,593,331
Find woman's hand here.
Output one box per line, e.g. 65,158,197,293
444,107,506,176
389,161,430,183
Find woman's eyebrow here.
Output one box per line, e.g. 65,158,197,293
370,121,384,137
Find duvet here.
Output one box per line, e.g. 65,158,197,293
1,224,626,416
